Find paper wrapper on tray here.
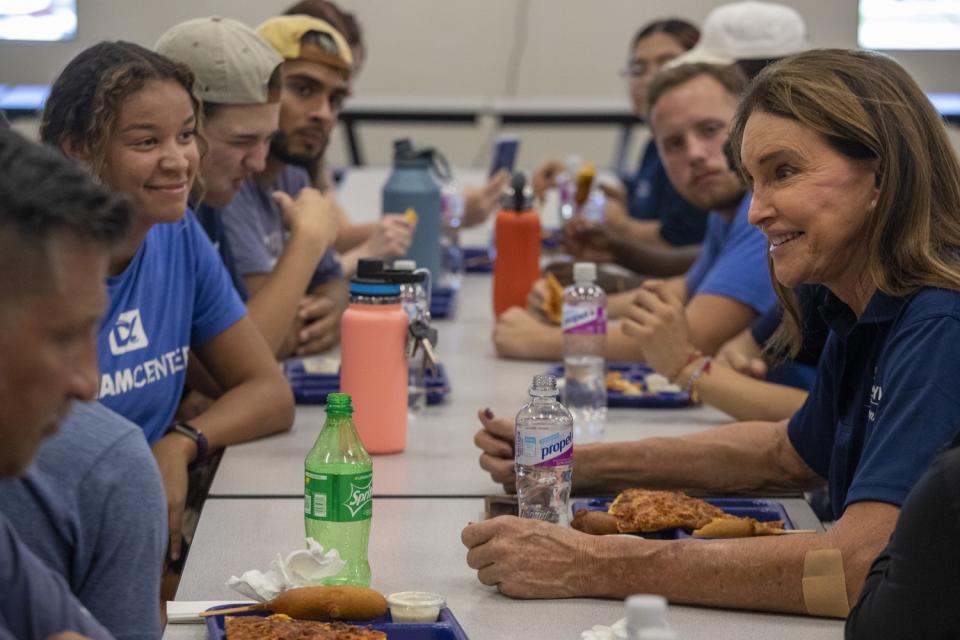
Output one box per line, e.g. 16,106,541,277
226,538,345,602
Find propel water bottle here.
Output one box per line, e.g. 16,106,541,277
555,155,582,225
515,374,573,525
562,262,607,443
304,393,372,586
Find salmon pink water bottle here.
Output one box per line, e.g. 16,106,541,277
340,260,417,454
493,172,541,316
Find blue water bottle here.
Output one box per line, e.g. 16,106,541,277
382,139,448,280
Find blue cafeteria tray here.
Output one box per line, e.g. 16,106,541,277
571,496,794,539
462,232,561,273
285,362,450,406
547,362,690,408
429,286,457,319
540,227,564,250
205,604,468,639
462,246,493,273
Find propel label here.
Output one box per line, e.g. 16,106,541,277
563,305,606,335
516,428,573,467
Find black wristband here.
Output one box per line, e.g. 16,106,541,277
168,421,208,470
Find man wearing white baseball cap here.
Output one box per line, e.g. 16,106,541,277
157,16,342,361
668,1,809,78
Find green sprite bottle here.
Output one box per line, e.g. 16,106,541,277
304,393,372,586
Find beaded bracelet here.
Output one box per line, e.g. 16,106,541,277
682,356,713,404
669,350,704,384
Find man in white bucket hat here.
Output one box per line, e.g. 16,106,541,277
668,1,809,78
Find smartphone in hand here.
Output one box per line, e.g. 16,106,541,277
489,135,520,178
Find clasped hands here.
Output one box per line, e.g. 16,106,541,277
621,280,697,381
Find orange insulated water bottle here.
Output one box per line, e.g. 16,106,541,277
493,172,541,316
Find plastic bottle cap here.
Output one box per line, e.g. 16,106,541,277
625,594,668,633
574,262,597,284
529,374,559,397
326,393,354,416
393,260,416,272
500,171,534,211
356,259,385,278
393,138,414,158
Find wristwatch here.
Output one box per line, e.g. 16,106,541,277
168,421,208,470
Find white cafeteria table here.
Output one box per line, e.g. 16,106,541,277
164,499,840,639
164,167,842,638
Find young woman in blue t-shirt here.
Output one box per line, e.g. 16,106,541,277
40,42,294,563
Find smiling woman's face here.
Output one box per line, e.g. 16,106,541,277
741,111,879,299
99,79,199,225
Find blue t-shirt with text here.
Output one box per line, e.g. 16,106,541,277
96,211,247,443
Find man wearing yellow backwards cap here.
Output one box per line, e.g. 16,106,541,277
260,15,414,278
219,17,413,358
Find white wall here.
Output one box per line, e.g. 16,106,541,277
2,0,959,170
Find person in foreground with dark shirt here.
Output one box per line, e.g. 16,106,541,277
845,432,960,639
0,129,131,638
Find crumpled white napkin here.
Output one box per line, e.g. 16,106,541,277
226,538,345,601
582,618,626,640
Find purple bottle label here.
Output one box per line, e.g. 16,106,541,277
563,305,606,335
516,427,573,467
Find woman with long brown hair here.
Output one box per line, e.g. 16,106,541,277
467,48,960,616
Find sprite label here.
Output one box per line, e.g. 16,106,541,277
304,470,373,522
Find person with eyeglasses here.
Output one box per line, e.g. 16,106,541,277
534,18,708,258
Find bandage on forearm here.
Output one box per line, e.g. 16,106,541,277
802,548,850,618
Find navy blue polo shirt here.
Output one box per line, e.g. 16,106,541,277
788,287,960,519
623,140,708,247
751,285,831,390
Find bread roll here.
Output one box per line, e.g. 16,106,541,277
571,509,620,535
270,586,388,621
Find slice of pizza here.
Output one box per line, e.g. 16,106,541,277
225,616,387,640
608,489,726,533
